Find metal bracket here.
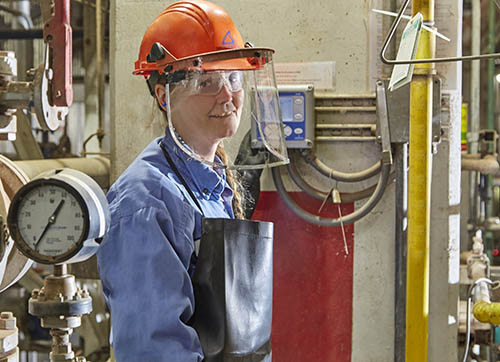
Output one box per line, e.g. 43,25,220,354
376,81,393,165
432,77,442,145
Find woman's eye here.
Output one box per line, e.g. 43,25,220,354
229,72,240,83
199,79,212,88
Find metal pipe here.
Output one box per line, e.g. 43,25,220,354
395,143,408,362
405,0,434,360
469,0,481,226
96,0,105,147
486,0,497,239
488,0,496,136
12,157,110,189
315,123,376,132
315,106,376,112
0,29,84,39
314,93,375,100
315,136,377,142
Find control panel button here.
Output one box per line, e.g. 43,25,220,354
294,113,303,121
294,128,304,135
294,97,304,105
284,126,293,137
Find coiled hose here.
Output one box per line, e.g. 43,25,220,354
301,149,382,182
287,158,377,203
272,161,391,227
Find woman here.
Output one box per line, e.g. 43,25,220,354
97,1,287,361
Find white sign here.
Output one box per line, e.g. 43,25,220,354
388,12,423,91
274,61,336,91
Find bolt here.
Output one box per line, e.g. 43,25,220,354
0,312,12,319
55,343,72,354
32,289,39,298
0,311,16,330
56,90,62,98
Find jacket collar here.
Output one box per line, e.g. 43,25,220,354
160,127,229,201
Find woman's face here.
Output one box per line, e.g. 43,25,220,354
169,71,245,148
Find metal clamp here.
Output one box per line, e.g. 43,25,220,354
376,81,393,165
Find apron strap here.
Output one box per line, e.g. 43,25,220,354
160,142,205,217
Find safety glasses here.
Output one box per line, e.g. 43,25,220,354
185,71,244,95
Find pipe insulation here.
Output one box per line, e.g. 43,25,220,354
461,155,500,174
13,157,110,189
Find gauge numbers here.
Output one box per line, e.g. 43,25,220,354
15,183,86,259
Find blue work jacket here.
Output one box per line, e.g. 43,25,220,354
97,130,234,361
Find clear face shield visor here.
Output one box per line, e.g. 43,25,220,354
161,48,289,170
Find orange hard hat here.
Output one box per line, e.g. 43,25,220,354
133,0,268,76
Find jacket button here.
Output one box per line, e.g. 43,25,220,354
203,188,209,195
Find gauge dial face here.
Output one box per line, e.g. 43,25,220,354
12,182,88,262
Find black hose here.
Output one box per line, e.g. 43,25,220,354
301,149,382,182
272,162,391,226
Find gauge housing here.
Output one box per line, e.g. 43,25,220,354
7,169,109,264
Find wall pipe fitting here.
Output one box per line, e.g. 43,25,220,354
300,149,382,182
405,0,435,360
271,162,391,227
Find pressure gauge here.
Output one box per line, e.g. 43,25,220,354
7,168,109,264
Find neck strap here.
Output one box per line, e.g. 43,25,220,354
160,143,205,217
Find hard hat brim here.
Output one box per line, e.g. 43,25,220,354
133,47,275,76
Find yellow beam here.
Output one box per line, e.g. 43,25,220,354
406,0,435,361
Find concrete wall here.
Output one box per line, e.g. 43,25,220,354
110,0,381,180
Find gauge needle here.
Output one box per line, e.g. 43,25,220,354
34,199,65,251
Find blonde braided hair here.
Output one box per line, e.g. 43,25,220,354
215,144,245,219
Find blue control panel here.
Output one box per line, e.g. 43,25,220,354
251,84,314,149
279,91,306,142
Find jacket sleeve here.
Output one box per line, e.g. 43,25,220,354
97,205,203,362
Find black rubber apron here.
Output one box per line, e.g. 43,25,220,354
161,144,273,362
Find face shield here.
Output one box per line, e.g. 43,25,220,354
161,48,289,170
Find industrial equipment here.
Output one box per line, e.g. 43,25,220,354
7,169,109,265
4,169,109,362
251,85,315,149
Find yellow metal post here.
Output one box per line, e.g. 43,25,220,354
406,0,435,361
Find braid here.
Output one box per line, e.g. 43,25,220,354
216,145,245,219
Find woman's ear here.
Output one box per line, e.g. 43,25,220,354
155,84,167,111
